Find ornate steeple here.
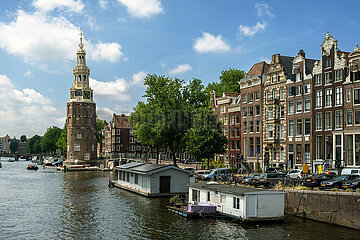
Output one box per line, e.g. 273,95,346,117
69,30,93,102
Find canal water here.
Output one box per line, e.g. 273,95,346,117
0,159,359,240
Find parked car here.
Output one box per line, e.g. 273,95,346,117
287,169,305,180
194,169,210,179
304,174,336,188
241,173,258,185
258,173,285,188
341,176,360,190
249,174,262,186
320,175,359,189
201,168,231,181
341,168,360,176
266,167,287,174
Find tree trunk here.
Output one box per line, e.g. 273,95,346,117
171,149,178,167
156,146,159,164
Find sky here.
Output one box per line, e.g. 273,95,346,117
0,0,360,138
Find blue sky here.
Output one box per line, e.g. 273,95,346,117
0,0,359,138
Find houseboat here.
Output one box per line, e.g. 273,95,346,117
114,162,191,197
188,182,285,222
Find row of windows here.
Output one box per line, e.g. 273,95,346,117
314,69,343,86
288,118,311,137
265,88,285,101
220,114,241,125
243,105,261,118
243,120,261,134
288,98,311,114
266,124,285,139
242,91,260,103
315,87,343,108
315,110,343,131
288,84,311,97
267,106,285,120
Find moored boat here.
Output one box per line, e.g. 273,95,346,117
27,164,39,170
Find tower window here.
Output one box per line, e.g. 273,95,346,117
83,75,86,82
78,75,81,81
74,144,80,151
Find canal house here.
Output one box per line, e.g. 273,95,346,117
114,162,191,197
188,182,285,222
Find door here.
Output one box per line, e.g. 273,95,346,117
160,176,171,193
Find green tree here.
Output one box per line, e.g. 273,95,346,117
40,126,62,154
20,135,27,142
205,68,245,95
186,107,228,168
10,141,19,154
132,75,208,167
56,123,67,153
26,135,42,154
96,117,105,144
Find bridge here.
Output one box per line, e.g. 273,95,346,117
0,153,44,161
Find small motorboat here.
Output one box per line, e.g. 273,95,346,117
27,164,39,170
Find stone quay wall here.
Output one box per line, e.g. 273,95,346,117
284,189,360,229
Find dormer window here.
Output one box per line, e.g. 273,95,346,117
277,74,281,82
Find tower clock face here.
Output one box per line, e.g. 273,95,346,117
75,90,82,96
84,91,90,99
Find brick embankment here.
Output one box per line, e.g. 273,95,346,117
284,189,360,230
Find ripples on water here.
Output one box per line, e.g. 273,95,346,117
0,160,359,240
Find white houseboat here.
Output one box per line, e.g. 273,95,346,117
188,182,285,222
114,162,191,197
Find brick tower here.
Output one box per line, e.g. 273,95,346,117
64,32,97,166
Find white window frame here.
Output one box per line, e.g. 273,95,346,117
335,87,343,106
325,89,332,107
316,91,322,108
77,133,82,139
74,144,80,152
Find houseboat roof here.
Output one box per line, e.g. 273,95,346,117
116,162,145,169
189,182,285,196
115,163,190,174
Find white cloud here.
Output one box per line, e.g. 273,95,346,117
239,22,266,36
117,0,163,18
32,0,84,13
255,3,274,18
131,71,147,85
87,42,124,63
90,77,130,101
0,10,125,63
0,74,61,137
169,64,192,75
259,56,271,63
97,106,114,121
86,15,99,31
23,71,33,77
193,32,231,53
99,0,108,9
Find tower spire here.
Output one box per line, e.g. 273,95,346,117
79,28,84,50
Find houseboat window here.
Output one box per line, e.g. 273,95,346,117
233,197,240,209
207,191,210,201
220,194,226,204
126,172,130,182
192,189,200,202
135,173,138,184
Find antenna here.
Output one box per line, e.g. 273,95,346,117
66,58,76,64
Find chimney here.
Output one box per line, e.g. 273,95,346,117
271,54,280,64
